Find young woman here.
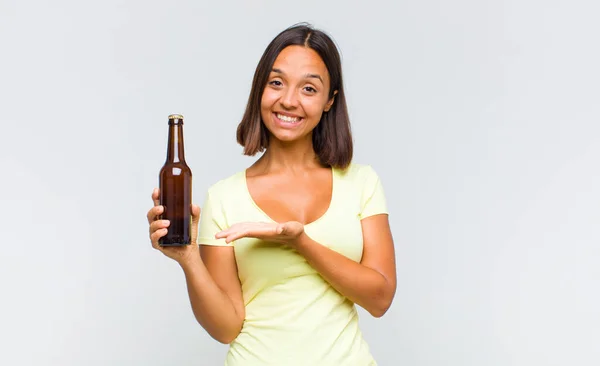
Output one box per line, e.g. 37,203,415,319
147,23,396,366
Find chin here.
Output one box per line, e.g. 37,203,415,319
270,130,304,143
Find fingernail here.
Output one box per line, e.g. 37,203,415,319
163,220,170,226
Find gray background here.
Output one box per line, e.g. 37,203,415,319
1,0,598,365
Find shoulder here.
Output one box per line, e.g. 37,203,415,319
340,163,388,216
336,162,381,184
336,163,386,206
204,170,246,200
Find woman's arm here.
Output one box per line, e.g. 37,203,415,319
148,192,245,344
294,214,396,317
215,214,396,317
179,247,245,344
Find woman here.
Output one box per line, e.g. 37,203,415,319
147,23,396,366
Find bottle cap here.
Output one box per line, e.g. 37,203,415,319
168,114,184,120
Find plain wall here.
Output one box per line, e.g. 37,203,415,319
1,0,598,365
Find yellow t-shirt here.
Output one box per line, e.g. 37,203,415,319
197,163,388,366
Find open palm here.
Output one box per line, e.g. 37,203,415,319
215,221,304,245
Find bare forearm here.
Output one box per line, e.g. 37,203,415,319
179,256,243,343
295,233,394,317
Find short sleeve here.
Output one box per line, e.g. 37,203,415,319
359,166,389,219
197,189,231,246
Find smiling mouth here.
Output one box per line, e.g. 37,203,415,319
274,112,303,124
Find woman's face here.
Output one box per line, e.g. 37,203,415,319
260,45,335,144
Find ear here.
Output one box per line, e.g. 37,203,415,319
324,90,338,112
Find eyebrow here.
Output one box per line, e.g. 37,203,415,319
271,68,323,83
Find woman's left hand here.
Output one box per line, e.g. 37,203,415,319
215,221,305,246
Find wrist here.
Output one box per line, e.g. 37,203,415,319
178,245,202,270
292,231,310,251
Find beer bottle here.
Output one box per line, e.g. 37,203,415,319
158,114,192,246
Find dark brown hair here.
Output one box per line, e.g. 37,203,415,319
236,23,353,169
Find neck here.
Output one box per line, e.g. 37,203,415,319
258,135,323,173
166,124,185,163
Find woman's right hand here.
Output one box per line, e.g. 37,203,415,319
147,188,201,265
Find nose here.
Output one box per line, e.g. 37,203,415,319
280,87,299,109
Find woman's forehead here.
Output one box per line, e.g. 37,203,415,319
271,46,329,81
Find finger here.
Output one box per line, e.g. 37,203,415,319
215,230,229,239
150,226,168,242
150,228,168,247
147,205,164,224
149,220,170,234
225,232,247,244
215,225,237,239
216,226,244,239
152,188,160,206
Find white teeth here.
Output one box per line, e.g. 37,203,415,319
277,113,300,122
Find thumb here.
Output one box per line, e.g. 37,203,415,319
276,223,286,235
152,188,160,206
191,204,201,223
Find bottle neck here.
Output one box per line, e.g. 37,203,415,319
166,124,185,163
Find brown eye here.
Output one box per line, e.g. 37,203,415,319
304,86,317,93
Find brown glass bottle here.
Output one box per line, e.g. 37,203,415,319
158,114,192,246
